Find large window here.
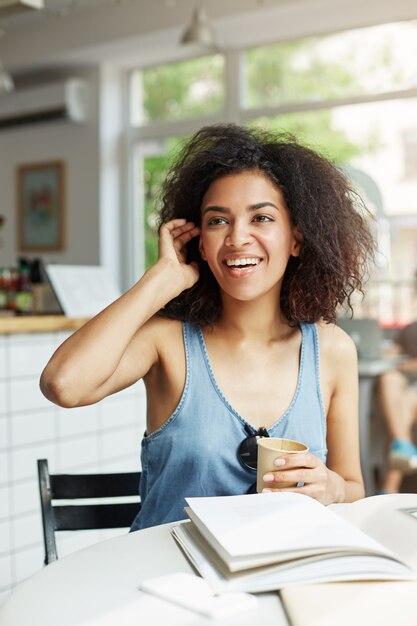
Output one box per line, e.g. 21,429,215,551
243,22,417,110
131,55,225,125
129,20,417,325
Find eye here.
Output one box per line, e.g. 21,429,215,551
207,216,228,226
252,214,274,223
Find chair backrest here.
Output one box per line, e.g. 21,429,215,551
37,458,141,565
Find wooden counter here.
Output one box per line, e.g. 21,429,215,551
0,315,88,335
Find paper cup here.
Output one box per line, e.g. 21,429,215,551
256,437,309,493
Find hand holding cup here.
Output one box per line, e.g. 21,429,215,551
256,437,309,493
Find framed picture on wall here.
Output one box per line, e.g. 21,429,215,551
17,160,66,251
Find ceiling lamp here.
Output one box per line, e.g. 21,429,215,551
0,0,43,19
0,58,14,92
180,5,217,49
0,30,13,93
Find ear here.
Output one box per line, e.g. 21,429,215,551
199,236,207,261
291,226,303,257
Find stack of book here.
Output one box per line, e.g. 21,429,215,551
171,492,416,593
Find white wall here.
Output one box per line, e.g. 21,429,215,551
0,67,101,269
0,330,146,601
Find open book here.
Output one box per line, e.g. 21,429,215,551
171,492,416,593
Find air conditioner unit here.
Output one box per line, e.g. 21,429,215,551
0,78,89,130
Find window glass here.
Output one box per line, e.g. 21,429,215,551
136,137,185,269
403,130,417,180
243,21,417,110
131,55,225,125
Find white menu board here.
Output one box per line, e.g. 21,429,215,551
45,264,121,318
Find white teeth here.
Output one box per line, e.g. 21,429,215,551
226,258,260,267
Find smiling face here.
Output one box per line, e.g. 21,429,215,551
199,170,301,305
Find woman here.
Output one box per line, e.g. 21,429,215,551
40,124,375,530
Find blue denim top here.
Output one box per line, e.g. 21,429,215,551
130,321,327,531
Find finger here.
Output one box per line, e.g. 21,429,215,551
171,223,199,238
159,222,198,254
173,227,200,248
262,485,326,505
164,221,196,237
273,452,318,469
161,219,188,232
262,485,304,494
263,468,311,484
171,223,197,236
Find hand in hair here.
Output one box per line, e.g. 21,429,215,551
158,218,200,292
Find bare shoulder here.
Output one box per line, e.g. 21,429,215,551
141,314,182,335
132,315,183,353
316,321,358,368
136,315,186,371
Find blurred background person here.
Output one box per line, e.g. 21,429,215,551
379,271,417,493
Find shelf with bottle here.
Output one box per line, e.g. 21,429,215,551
0,257,47,316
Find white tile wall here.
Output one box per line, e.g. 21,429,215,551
58,403,99,437
0,416,9,450
0,331,146,598
58,434,99,471
0,486,11,520
9,335,56,378
100,426,139,460
13,544,44,585
12,480,40,516
0,382,8,416
0,556,11,589
100,454,139,473
10,379,52,413
0,520,11,554
0,451,9,486
101,395,141,429
0,337,7,380
12,410,56,447
13,513,43,551
12,442,57,482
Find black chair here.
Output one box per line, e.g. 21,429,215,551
37,458,141,565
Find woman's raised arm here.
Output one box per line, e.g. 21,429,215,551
40,220,199,408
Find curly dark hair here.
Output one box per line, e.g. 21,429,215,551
158,123,376,326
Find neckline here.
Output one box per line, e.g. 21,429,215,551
196,323,306,433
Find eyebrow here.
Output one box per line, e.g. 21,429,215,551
201,202,280,216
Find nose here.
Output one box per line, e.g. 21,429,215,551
225,220,253,247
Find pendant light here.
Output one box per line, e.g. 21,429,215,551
0,29,13,93
180,5,217,49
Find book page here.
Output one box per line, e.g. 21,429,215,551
333,493,417,570
172,523,414,594
185,493,393,567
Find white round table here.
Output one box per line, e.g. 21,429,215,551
0,522,289,626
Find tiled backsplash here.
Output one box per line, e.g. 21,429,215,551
0,331,146,602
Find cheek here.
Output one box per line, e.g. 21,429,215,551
264,231,292,253
199,232,217,261
264,234,296,267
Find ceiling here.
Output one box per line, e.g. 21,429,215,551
1,0,417,75
0,0,282,26
0,0,320,73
